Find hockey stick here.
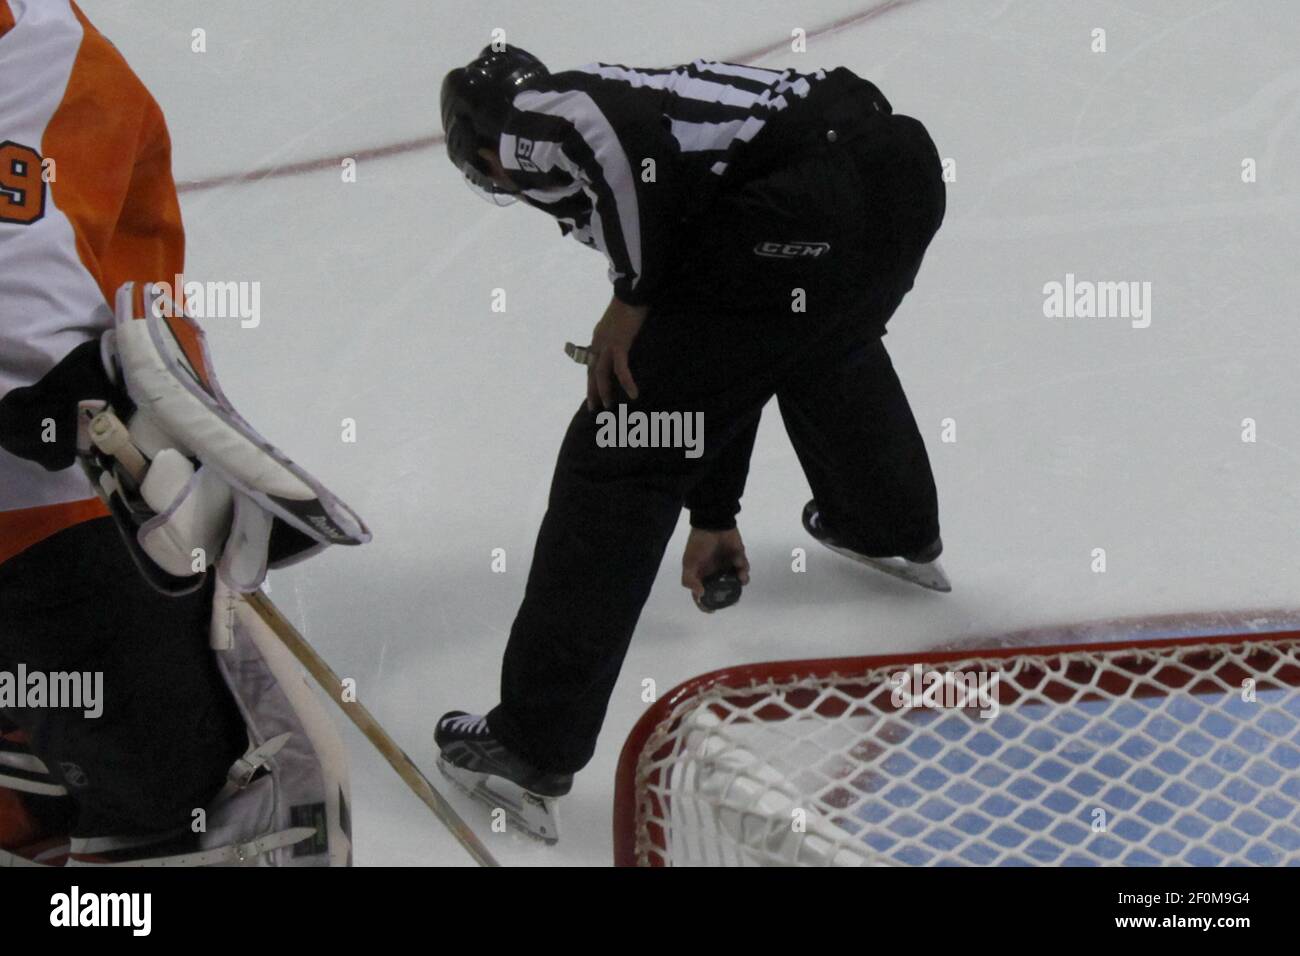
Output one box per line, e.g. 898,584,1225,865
78,405,500,867
240,590,500,867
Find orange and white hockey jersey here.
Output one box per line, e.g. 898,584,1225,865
0,0,183,565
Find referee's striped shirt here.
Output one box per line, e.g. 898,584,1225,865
497,60,830,306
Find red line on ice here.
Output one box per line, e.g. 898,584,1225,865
175,0,920,194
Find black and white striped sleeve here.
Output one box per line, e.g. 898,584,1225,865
501,84,679,306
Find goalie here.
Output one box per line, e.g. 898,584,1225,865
0,1,365,866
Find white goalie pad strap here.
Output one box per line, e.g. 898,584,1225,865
0,750,68,797
221,732,292,795
0,751,47,774
202,580,352,867
67,827,317,868
68,830,188,857
0,735,67,796
218,493,273,592
113,282,370,552
1,851,47,867
0,774,68,798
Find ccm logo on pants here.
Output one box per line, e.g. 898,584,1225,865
753,240,831,259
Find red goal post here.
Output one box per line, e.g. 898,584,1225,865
613,629,1300,867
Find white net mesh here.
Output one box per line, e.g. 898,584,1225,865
621,636,1300,866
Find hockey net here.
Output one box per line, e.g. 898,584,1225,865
613,630,1300,866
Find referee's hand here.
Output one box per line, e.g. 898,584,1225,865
682,527,750,607
584,295,648,411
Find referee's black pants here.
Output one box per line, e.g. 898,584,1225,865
489,101,946,774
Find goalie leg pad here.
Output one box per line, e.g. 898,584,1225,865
198,580,353,866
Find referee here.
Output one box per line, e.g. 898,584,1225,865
436,45,947,789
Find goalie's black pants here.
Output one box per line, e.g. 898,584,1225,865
0,517,247,840
489,107,946,775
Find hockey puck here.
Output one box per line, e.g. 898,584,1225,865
695,571,743,613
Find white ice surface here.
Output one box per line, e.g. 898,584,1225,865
76,0,1300,865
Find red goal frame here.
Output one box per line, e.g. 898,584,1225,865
612,628,1300,866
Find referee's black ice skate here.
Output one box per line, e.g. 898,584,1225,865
802,500,951,592
434,711,571,844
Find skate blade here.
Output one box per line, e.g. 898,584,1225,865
823,542,952,592
437,756,561,845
